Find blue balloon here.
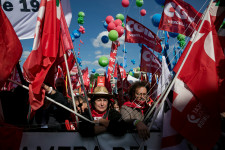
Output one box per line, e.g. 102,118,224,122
168,32,179,38
138,43,143,48
70,33,75,42
155,0,165,6
152,14,161,27
92,69,96,73
103,21,108,29
177,46,181,50
73,30,81,39
130,69,133,72
131,59,136,65
120,63,123,67
122,48,127,53
101,35,109,44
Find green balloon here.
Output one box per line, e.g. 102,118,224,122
129,72,134,76
179,40,186,48
77,17,84,24
136,0,144,7
94,73,99,79
137,67,140,71
177,34,185,41
78,11,85,17
116,14,125,22
122,22,125,27
98,56,109,67
108,30,118,41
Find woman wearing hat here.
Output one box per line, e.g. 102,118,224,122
79,86,133,137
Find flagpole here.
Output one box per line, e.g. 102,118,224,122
63,53,80,127
138,0,214,149
8,79,94,124
71,48,93,120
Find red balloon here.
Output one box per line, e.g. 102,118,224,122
114,19,122,27
140,9,146,16
107,22,116,32
122,0,129,7
115,25,124,37
106,15,114,24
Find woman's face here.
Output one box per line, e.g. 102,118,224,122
94,97,108,113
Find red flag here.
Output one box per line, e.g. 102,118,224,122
172,2,225,149
81,67,90,91
104,72,112,94
23,0,60,111
125,16,162,52
140,45,161,74
159,0,202,37
97,76,105,87
107,41,120,80
0,7,22,89
113,64,126,79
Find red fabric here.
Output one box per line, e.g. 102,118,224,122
104,72,112,94
140,45,162,74
0,7,22,89
0,123,23,150
159,0,202,37
125,16,162,52
171,4,225,149
113,64,126,79
123,101,149,114
91,109,108,120
97,76,105,87
107,41,120,80
82,67,90,91
23,0,60,111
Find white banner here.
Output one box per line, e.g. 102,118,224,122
1,0,72,40
20,132,162,150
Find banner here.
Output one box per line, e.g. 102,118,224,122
158,0,202,37
1,0,72,39
20,132,161,150
125,16,162,53
140,45,161,74
107,41,120,80
97,76,105,87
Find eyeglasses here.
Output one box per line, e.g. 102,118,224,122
135,93,147,97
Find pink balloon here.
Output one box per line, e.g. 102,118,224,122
122,0,129,7
114,19,122,27
107,22,116,32
115,25,124,37
140,9,146,16
105,15,114,24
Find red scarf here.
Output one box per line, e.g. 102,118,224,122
123,100,149,114
91,109,108,120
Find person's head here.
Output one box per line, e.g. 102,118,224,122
89,86,113,113
75,95,87,114
112,99,120,112
55,78,65,93
128,81,150,102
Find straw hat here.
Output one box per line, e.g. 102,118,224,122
88,86,113,98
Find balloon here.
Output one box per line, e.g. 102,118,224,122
122,22,125,27
116,14,125,22
77,57,82,65
137,67,140,71
107,22,116,32
108,30,118,41
115,25,124,37
94,73,99,79
120,63,123,67
122,0,129,7
92,69,96,73
129,72,134,76
77,17,84,24
106,15,114,24
130,69,133,72
79,26,85,34
138,43,143,47
131,59,136,65
177,34,186,41
152,14,161,27
114,19,123,27
98,56,109,67
179,40,186,48
73,30,81,39
70,33,75,42
168,32,179,38
136,0,144,7
122,48,127,53
101,35,109,44
103,21,108,29
140,9,146,16
155,0,165,6
78,11,85,17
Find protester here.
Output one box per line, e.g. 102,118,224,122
120,81,151,140
74,95,87,114
79,86,133,137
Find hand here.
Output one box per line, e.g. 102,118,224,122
136,121,150,140
94,119,110,128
